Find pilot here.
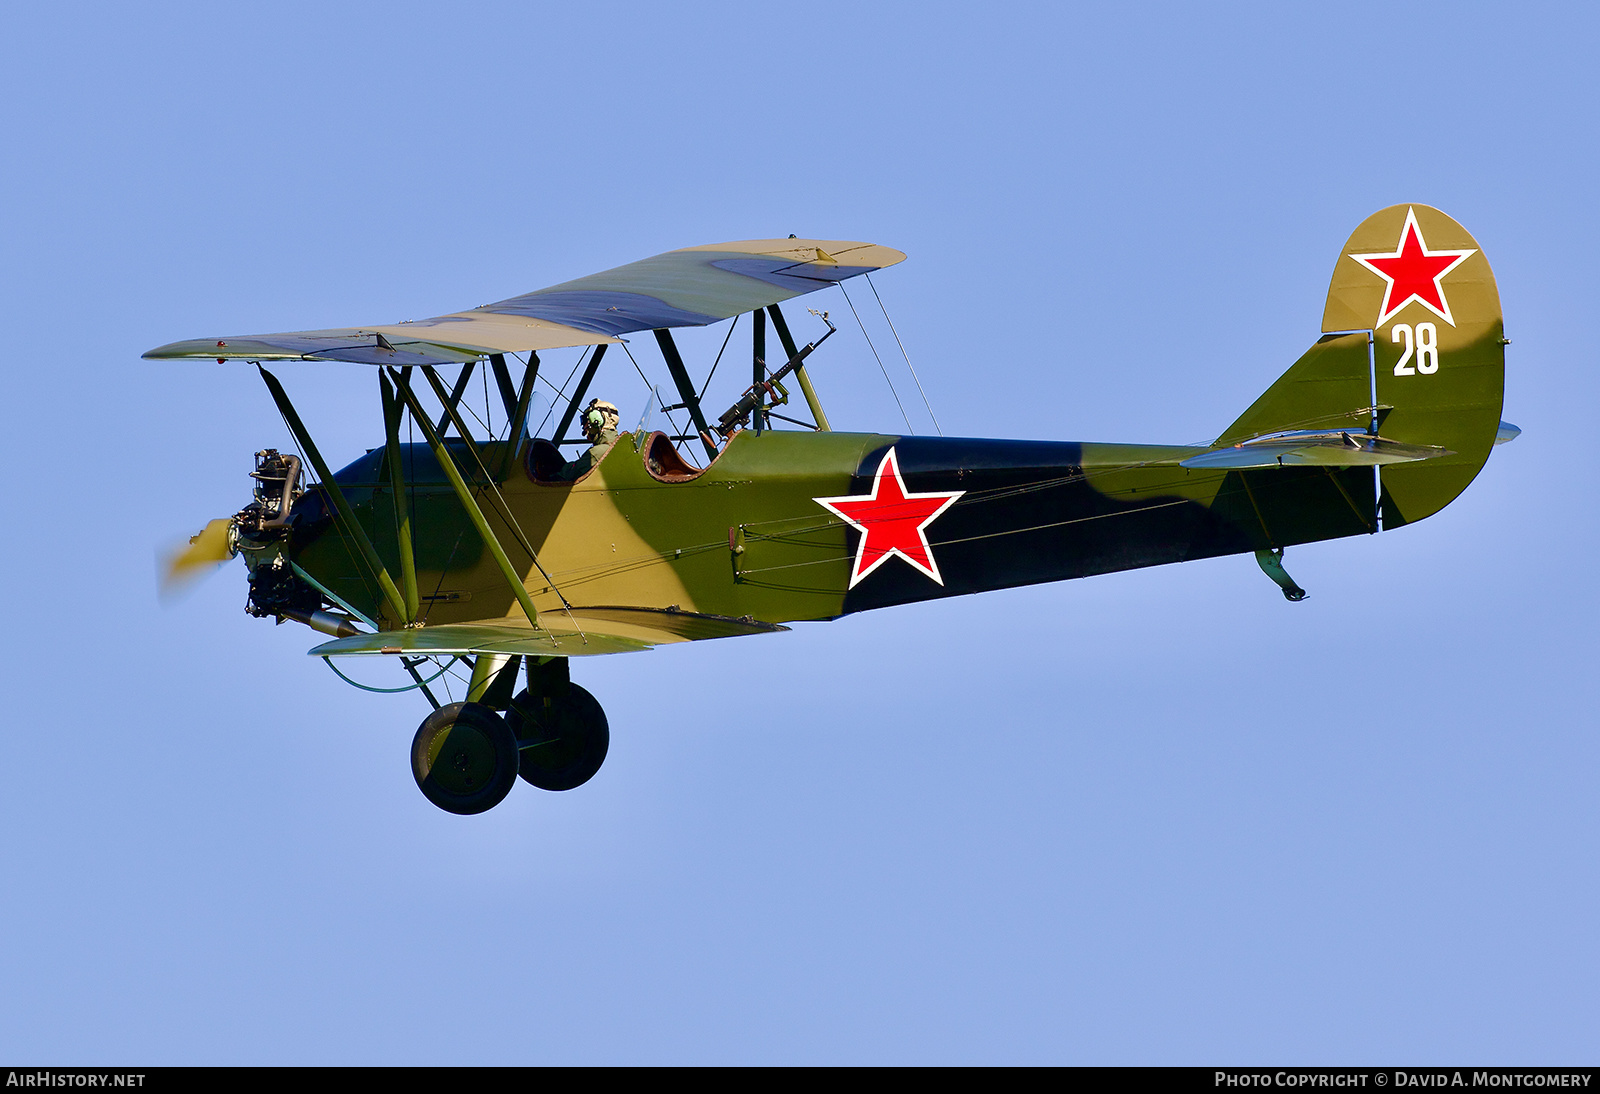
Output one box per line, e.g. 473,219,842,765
554,398,619,481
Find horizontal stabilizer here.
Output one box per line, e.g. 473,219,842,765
1180,430,1452,470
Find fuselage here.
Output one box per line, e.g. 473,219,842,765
280,427,1375,631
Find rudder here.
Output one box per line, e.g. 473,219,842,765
1325,204,1504,528
1216,204,1505,529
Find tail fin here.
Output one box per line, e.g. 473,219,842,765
1217,204,1505,528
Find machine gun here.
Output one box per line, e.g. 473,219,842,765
714,314,836,437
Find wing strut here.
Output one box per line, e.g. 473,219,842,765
489,354,519,422
752,308,767,434
379,371,421,622
434,361,477,438
390,367,544,632
420,361,567,597
553,344,607,446
501,352,539,477
420,365,490,476
767,304,830,430
714,315,836,437
653,329,720,461
259,367,410,628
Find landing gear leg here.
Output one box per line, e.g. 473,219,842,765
505,657,610,791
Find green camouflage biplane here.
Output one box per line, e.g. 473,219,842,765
152,205,1515,815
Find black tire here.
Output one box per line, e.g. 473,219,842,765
504,683,610,791
411,702,520,815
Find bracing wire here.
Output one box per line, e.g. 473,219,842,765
408,369,580,618
459,382,496,441
523,437,1263,590
418,530,462,629
384,372,584,640
838,281,914,434
865,273,941,436
500,350,545,444
265,395,386,617
533,349,590,438
618,339,657,397
497,353,524,443
482,362,492,437
619,340,687,445
697,314,740,401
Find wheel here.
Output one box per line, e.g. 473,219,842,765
504,683,610,791
411,702,520,815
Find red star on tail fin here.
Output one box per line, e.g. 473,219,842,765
1348,207,1475,327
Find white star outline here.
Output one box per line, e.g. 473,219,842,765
813,447,965,589
1346,206,1476,327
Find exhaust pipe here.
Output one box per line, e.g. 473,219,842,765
281,608,364,638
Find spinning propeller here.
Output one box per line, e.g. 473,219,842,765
159,516,238,597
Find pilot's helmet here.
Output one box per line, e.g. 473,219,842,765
583,399,619,441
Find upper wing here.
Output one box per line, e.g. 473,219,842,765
485,238,905,336
307,607,789,659
144,238,905,366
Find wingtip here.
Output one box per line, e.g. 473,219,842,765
142,339,211,360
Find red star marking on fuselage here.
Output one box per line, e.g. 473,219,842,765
1347,207,1475,327
814,447,965,588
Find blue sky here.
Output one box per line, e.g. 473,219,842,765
2,0,1595,1063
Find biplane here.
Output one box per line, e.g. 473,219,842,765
151,205,1514,815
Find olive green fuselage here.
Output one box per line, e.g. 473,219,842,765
285,427,1377,631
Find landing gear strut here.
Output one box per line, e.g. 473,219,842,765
407,655,611,813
